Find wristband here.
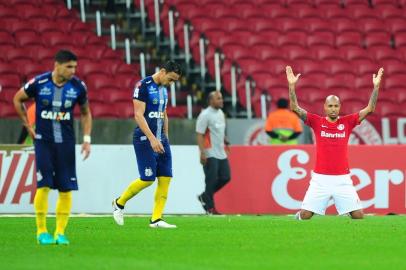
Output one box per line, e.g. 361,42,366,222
83,135,91,143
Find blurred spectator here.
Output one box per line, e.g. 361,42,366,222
265,98,302,145
17,103,35,145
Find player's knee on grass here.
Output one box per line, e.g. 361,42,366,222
300,210,314,220
350,210,364,219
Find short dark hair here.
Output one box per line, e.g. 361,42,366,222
55,50,77,63
162,60,182,76
277,98,289,109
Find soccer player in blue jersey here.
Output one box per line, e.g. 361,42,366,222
112,61,181,228
13,50,92,245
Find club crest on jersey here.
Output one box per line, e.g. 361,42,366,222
153,98,158,104
41,110,71,121
148,111,165,118
337,124,345,130
64,100,72,108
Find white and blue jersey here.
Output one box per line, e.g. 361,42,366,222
132,76,168,142
24,72,88,191
24,72,88,143
132,76,172,181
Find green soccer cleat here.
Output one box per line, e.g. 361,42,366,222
55,234,70,245
37,233,55,245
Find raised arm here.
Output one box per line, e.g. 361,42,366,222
286,66,307,121
359,67,384,122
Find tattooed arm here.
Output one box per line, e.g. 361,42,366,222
359,67,384,122
286,66,307,121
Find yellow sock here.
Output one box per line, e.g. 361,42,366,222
55,191,72,236
34,187,50,236
151,177,171,222
117,178,153,206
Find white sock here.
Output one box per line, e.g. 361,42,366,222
295,211,302,220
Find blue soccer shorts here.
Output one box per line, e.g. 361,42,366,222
34,140,78,191
133,137,172,181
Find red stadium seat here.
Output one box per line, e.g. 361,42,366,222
334,18,361,33
0,74,22,89
114,74,139,89
247,34,276,47
360,18,387,33
222,44,251,61
91,102,119,118
296,59,328,75
255,46,285,61
6,48,32,61
369,47,398,61
250,18,280,32
312,47,343,61
355,74,373,90
376,101,402,117
353,59,378,75
15,31,42,47
323,7,351,19
20,6,46,19
394,32,406,48
385,18,406,34
0,62,18,76
166,106,187,118
86,75,121,91
102,90,130,102
327,60,355,75
263,59,287,75
278,32,307,47
0,7,19,20
296,74,326,90
384,62,406,75
295,6,322,19
371,0,399,7
350,6,380,19
384,74,404,89
379,5,403,19
0,32,16,46
344,0,370,7
336,32,363,47
279,18,308,33
253,73,285,90
307,32,335,47
285,46,313,61
340,47,372,61
0,102,18,117
41,32,74,47
306,18,335,33
364,32,392,48
339,100,364,115
324,74,355,91
115,101,134,118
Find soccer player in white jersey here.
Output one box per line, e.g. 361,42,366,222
286,66,384,220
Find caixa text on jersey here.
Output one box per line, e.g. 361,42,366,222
41,111,71,121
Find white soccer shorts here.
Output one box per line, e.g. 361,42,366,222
301,172,363,215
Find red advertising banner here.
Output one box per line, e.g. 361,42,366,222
216,146,406,214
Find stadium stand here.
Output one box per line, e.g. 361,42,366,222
0,0,141,118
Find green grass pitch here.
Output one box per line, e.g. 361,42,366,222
1,215,406,270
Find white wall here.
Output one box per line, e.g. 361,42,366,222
0,145,206,214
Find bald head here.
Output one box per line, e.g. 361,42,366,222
324,95,341,121
325,95,340,105
208,91,224,109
